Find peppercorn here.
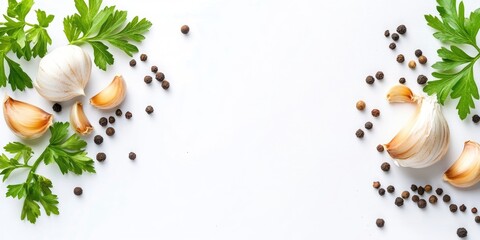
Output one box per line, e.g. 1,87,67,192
418,199,427,208
408,60,416,69
140,53,148,61
364,121,373,130
415,49,423,57
384,30,390,37
145,105,154,114
115,109,122,117
476,216,480,223
417,186,425,195
98,117,107,127
373,181,381,189
73,187,83,196
399,77,406,84
365,75,375,84
450,204,458,212
460,204,467,212
378,188,386,196
396,54,405,63
129,59,136,67
435,188,443,195
411,184,418,192
401,191,410,199
429,195,438,204
376,144,384,152
387,185,395,193
371,109,380,117
356,129,364,138
381,162,390,172
125,111,132,119
96,152,106,162
162,80,170,90
472,207,478,214
355,100,366,111
52,103,62,113
389,42,396,50
391,33,399,41
418,55,427,64
106,127,115,136
181,25,190,34
151,65,158,73
144,75,153,84
108,116,115,124
443,194,451,203
424,184,432,192
417,75,428,85
395,197,404,207
457,228,467,238
375,71,384,80
396,25,407,34
129,152,136,160
376,218,385,228
155,72,165,82
94,135,103,145
473,114,480,123
412,195,420,202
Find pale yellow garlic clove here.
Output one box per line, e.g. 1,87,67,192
70,102,93,135
386,85,416,103
444,141,480,188
3,96,53,139
90,75,126,109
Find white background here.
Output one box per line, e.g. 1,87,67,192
0,0,480,239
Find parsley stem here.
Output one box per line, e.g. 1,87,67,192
25,152,44,184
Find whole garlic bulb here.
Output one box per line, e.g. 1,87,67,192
34,45,92,102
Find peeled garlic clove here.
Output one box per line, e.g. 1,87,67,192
384,85,450,168
444,141,480,188
3,96,53,139
70,102,93,135
90,75,126,109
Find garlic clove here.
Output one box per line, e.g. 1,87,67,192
3,96,53,139
386,85,416,103
70,102,93,135
34,45,91,102
444,141,480,188
90,75,127,109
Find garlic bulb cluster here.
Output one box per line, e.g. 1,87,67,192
3,96,53,139
90,75,127,109
384,85,450,168
444,141,480,188
70,102,93,135
34,45,92,102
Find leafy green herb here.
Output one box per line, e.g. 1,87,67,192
64,0,152,70
0,122,95,223
424,0,480,120
0,0,54,90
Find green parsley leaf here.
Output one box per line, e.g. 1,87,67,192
424,0,480,119
4,142,33,164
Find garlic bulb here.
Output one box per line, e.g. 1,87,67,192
90,75,126,109
444,141,480,188
384,85,450,168
3,96,53,139
70,102,93,135
34,45,92,102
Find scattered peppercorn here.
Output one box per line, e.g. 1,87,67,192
52,103,62,113
375,71,384,80
417,75,428,85
450,204,458,213
395,197,404,207
443,194,451,203
417,186,425,195
418,55,427,64
162,80,170,90
129,152,136,160
387,185,395,193
476,216,480,223
408,60,416,69
115,109,122,117
74,187,83,196
389,42,396,50
364,121,373,130
365,75,375,84
396,54,405,63
457,228,467,238
384,30,390,37
378,188,386,196
411,184,418,192
391,33,399,41
94,135,103,145
144,75,153,84
418,199,427,208
396,25,407,34
473,114,480,123
399,77,406,84
145,105,154,114
99,117,107,127
435,188,443,195
155,72,165,82
151,65,158,73
373,181,381,189
381,162,390,172
125,111,132,119
424,185,432,192
376,218,385,228
96,152,106,162
412,195,419,203
460,204,467,212
415,49,423,57
429,195,438,204
129,59,136,67
106,127,115,136
401,191,410,199
376,144,384,152
371,109,380,117
356,129,364,138
108,116,115,124
140,53,148,61
472,207,477,214
181,25,190,34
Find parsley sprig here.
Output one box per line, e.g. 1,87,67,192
0,122,95,223
424,0,480,120
64,0,152,70
0,0,54,91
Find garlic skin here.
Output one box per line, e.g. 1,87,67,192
90,75,126,109
3,96,53,139
34,45,92,102
444,141,480,188
384,85,450,168
70,102,93,135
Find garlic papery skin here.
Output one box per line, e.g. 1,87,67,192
90,75,126,109
70,102,93,135
444,141,480,188
384,85,450,168
34,45,92,102
3,96,53,139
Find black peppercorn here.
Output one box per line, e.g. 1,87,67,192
125,111,132,119
162,80,170,90
94,135,103,145
145,105,154,114
378,188,386,196
52,103,62,113
396,54,405,63
443,194,451,203
365,75,375,84
155,72,165,82
376,144,384,152
129,59,136,67
181,25,190,34
371,109,380,117
396,25,407,34
418,55,427,64
376,218,385,228
472,207,477,214
473,114,480,123
96,152,106,162
417,186,425,195
74,187,83,196
460,204,467,212
417,75,428,85
394,197,404,207
450,204,458,212
381,162,390,172
144,75,153,84
373,181,381,189
387,185,395,193
129,152,136,160
476,216,480,223
435,188,443,195
412,195,420,203
364,121,373,130
99,117,107,127
391,33,399,41
106,127,115,136
140,53,148,61
429,195,438,204
399,77,406,84
457,228,467,238
108,116,115,124
384,30,390,37
418,199,427,208
151,65,158,73
115,109,122,117
401,191,410,199
411,184,418,192
389,42,396,50
415,49,423,57
375,71,384,80
424,185,432,192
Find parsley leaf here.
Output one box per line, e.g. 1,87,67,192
424,0,480,119
64,0,152,70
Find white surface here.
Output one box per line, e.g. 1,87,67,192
0,0,479,239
